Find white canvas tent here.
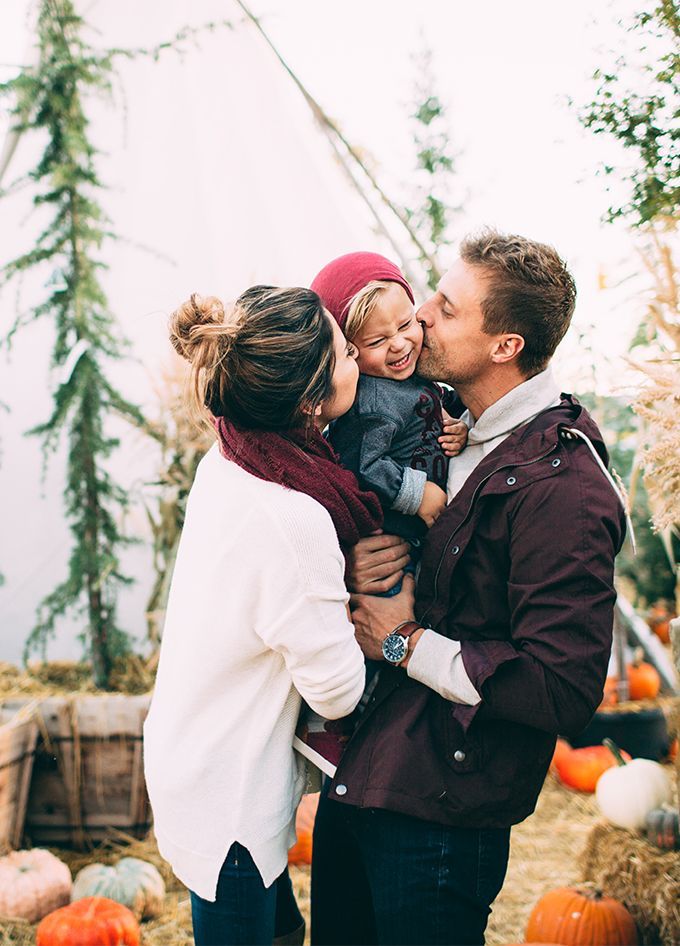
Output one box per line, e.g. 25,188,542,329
0,0,413,663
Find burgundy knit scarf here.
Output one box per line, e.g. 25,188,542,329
213,417,383,549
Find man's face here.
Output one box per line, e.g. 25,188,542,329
416,258,498,387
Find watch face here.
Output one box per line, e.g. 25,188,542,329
382,633,408,664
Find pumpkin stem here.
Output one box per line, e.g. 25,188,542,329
603,738,628,766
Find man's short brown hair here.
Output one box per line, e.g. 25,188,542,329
460,229,576,377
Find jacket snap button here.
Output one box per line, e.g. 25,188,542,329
453,750,466,762
552,458,561,467
335,784,348,796
451,545,460,555
506,476,516,485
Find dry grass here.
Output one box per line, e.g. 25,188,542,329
0,773,648,946
485,774,601,944
0,659,154,698
582,822,680,946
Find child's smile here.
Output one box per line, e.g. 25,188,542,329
387,348,415,373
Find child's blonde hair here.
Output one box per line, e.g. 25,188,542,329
344,280,394,341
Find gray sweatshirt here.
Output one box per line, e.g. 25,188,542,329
328,374,456,542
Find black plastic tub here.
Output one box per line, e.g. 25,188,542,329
570,705,670,760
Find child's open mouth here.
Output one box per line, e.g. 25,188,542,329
388,350,413,371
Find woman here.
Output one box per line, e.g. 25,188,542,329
143,285,383,945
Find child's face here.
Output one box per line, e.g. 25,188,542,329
352,283,422,381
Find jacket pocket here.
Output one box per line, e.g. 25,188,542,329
442,703,486,773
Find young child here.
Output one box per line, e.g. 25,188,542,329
311,251,467,584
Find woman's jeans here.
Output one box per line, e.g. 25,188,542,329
190,842,303,946
311,789,511,946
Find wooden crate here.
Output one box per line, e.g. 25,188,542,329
4,694,152,848
0,702,39,852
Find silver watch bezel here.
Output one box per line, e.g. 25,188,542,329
382,632,409,665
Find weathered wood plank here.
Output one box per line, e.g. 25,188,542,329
0,703,38,851
7,694,152,847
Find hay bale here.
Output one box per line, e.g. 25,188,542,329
581,821,680,945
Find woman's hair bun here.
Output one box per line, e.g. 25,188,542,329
169,293,226,362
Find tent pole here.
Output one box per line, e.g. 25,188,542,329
233,0,439,295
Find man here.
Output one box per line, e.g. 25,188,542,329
311,230,626,946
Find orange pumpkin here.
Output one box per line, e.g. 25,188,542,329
550,739,572,773
554,745,631,793
288,793,319,866
36,896,140,946
526,886,638,945
646,603,673,645
627,657,661,701
599,676,619,708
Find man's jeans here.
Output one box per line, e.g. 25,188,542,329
190,842,303,946
311,789,510,946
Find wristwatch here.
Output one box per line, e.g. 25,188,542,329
381,621,423,666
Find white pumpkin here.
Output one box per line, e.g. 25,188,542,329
0,848,72,923
595,756,672,829
71,856,165,919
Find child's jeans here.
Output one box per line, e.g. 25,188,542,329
380,538,421,598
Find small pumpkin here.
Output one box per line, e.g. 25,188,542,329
0,849,72,923
525,886,638,945
599,676,619,708
288,793,319,866
644,806,680,850
554,744,631,793
71,857,165,920
646,602,673,645
626,650,661,701
36,896,140,946
595,739,672,829
550,738,572,773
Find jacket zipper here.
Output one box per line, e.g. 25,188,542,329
344,441,562,751
419,443,559,627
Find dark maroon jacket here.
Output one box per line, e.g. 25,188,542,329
330,395,626,827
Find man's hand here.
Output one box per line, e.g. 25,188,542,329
439,411,468,458
345,532,411,594
417,481,447,527
350,574,416,660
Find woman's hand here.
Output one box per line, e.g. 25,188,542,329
345,532,411,594
439,411,468,458
350,575,416,660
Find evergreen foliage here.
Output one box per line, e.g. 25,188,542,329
404,43,463,290
0,0,146,687
579,0,679,227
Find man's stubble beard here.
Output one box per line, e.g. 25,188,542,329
417,341,455,386
418,340,488,391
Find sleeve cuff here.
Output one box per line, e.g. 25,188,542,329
391,467,427,516
406,628,482,705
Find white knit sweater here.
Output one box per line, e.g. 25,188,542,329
143,444,366,900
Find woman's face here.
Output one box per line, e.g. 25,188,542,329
316,315,359,428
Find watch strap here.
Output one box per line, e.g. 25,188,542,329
391,621,422,640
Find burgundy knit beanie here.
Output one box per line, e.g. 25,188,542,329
311,252,414,332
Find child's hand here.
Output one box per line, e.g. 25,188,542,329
439,411,468,458
417,481,447,527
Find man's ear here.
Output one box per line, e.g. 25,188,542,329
301,402,323,417
491,334,524,365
